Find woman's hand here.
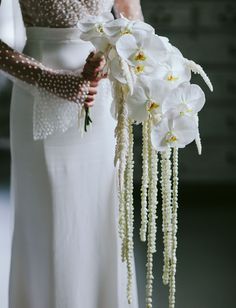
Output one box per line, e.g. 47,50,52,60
83,80,99,108
82,51,107,108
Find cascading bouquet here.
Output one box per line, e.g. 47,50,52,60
77,12,213,308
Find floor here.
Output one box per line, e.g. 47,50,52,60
0,184,235,308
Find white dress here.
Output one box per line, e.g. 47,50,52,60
4,1,140,307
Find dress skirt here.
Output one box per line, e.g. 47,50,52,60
8,26,139,308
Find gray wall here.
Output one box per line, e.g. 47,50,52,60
137,0,236,184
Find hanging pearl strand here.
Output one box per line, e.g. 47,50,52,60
125,119,135,304
122,165,128,263
113,81,129,254
140,120,149,242
169,147,179,308
147,119,159,255
161,148,173,285
114,57,134,262
145,229,154,308
145,118,159,308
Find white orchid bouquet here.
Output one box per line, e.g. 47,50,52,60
78,12,213,308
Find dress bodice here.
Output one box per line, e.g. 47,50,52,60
19,0,114,28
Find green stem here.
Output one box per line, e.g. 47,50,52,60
84,106,93,132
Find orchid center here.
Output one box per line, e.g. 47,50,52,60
134,50,147,62
167,74,178,81
134,64,145,74
180,108,193,116
120,27,132,35
96,24,104,34
146,100,160,113
180,102,193,116
165,131,178,144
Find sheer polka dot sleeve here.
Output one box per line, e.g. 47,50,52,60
113,0,144,21
0,39,90,140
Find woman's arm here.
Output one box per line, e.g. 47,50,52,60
0,39,105,105
113,0,144,21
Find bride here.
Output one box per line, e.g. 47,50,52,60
0,0,144,307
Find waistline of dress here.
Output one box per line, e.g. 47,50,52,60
26,26,84,42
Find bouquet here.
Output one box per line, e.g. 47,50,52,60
78,12,213,308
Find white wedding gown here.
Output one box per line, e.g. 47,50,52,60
0,0,141,307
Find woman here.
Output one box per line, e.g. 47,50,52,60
0,0,144,307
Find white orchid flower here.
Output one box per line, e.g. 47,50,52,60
109,54,134,86
154,54,191,89
151,115,198,151
78,12,114,35
162,83,206,118
77,13,114,52
116,33,167,77
104,16,154,44
126,78,170,124
159,36,183,57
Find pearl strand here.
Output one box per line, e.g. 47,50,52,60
169,147,179,308
147,119,158,255
113,82,129,262
122,166,128,263
161,148,173,285
125,119,135,304
140,120,149,242
145,118,159,308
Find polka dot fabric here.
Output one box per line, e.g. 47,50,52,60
19,0,114,28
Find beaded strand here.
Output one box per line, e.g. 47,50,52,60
161,148,173,285
169,147,179,308
145,118,159,308
125,119,135,304
140,120,149,242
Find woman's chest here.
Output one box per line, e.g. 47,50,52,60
19,0,114,28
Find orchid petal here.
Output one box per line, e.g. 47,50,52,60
126,86,149,123
116,34,138,64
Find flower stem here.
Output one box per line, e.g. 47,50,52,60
84,106,92,132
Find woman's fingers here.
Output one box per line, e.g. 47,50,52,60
84,99,95,108
82,68,101,80
84,61,106,75
87,53,105,63
91,72,108,82
84,56,106,72
88,87,97,95
90,80,99,87
82,52,107,83
86,57,105,66
86,51,95,62
79,52,108,106
84,102,94,108
85,95,95,102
